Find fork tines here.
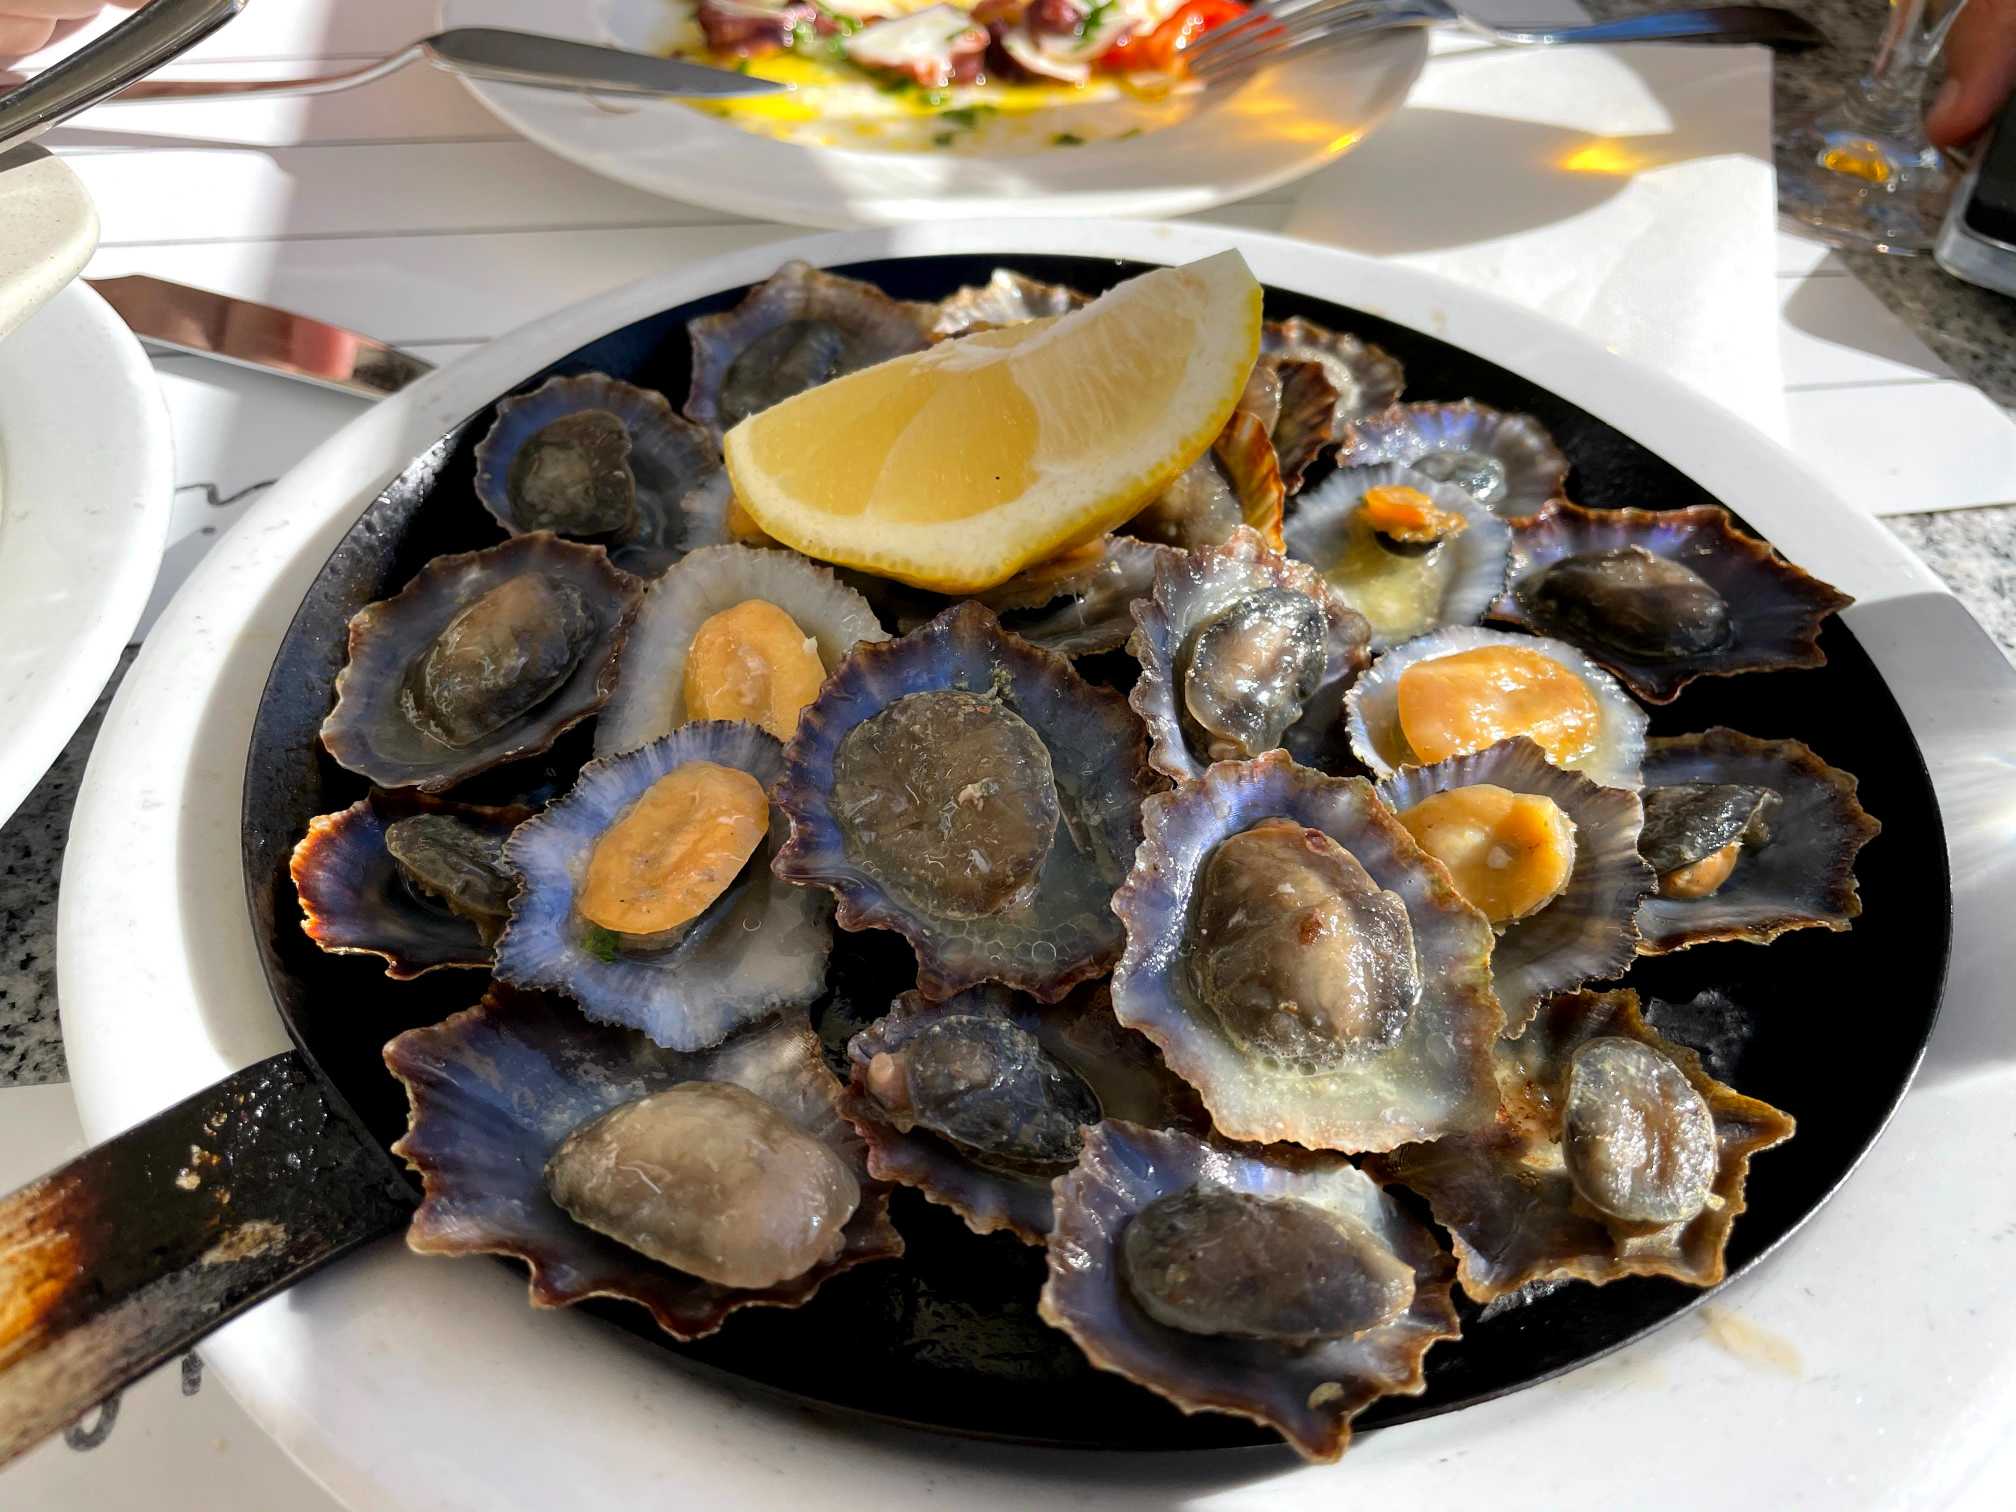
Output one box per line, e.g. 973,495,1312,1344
1186,0,1396,84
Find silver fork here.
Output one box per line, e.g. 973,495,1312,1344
1185,1,1825,85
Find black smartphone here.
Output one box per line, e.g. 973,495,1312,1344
1962,94,2016,246
1936,90,2016,292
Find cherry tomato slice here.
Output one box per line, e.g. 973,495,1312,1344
1099,0,1246,73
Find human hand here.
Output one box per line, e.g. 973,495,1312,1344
1929,0,2016,148
0,0,144,64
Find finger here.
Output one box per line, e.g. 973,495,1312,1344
0,14,57,55
0,0,117,18
1928,0,2016,147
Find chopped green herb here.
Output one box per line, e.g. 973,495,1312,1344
1052,131,1087,147
580,925,623,964
918,88,950,108
1119,126,1143,140
933,130,958,148
941,106,982,129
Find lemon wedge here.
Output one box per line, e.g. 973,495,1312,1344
722,251,1264,593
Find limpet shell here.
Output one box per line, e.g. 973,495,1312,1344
1489,500,1854,704
1038,1120,1460,1462
1344,624,1648,788
1366,988,1794,1302
596,544,888,758
320,533,641,794
1128,526,1372,783
1286,461,1513,651
471,373,722,577
290,791,530,979
1269,357,1344,494
1635,728,1879,953
840,984,1204,1244
1260,317,1405,428
775,601,1153,1003
975,536,1177,657
673,470,773,552
493,721,831,1051
685,260,934,443
931,268,1089,337
385,986,901,1340
1123,410,1287,554
1111,750,1502,1152
1376,736,1652,1033
1337,401,1568,516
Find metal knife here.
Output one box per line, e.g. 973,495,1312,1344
89,275,432,400
107,26,790,105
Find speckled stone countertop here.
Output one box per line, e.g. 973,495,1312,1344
1,5,2012,1095
0,649,129,1087
1575,0,2016,407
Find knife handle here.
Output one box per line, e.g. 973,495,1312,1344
0,0,250,155
0,1051,412,1467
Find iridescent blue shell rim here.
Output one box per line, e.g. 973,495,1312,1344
290,791,528,980
1038,1119,1459,1462
1110,750,1502,1147
1489,501,1855,704
386,986,901,1342
774,601,1151,1003
320,532,641,793
1635,727,1879,953
1376,736,1651,1034
493,719,832,1050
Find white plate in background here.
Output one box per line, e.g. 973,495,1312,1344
0,279,171,826
54,220,2016,1510
436,0,1426,226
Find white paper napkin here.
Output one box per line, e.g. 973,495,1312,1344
1282,36,1787,439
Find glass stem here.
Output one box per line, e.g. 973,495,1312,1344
1848,0,1957,135
1869,0,1931,82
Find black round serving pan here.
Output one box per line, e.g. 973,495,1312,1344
0,253,1949,1468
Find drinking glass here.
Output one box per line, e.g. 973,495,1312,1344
1780,0,1972,254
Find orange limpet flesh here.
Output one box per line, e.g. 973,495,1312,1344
682,599,827,740
1657,841,1741,900
1396,644,1601,767
1395,784,1578,925
578,761,769,935
724,495,773,545
1361,484,1468,545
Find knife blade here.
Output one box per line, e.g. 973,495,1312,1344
423,28,790,99
88,275,432,400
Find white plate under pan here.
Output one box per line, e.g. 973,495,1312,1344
58,221,2016,1510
